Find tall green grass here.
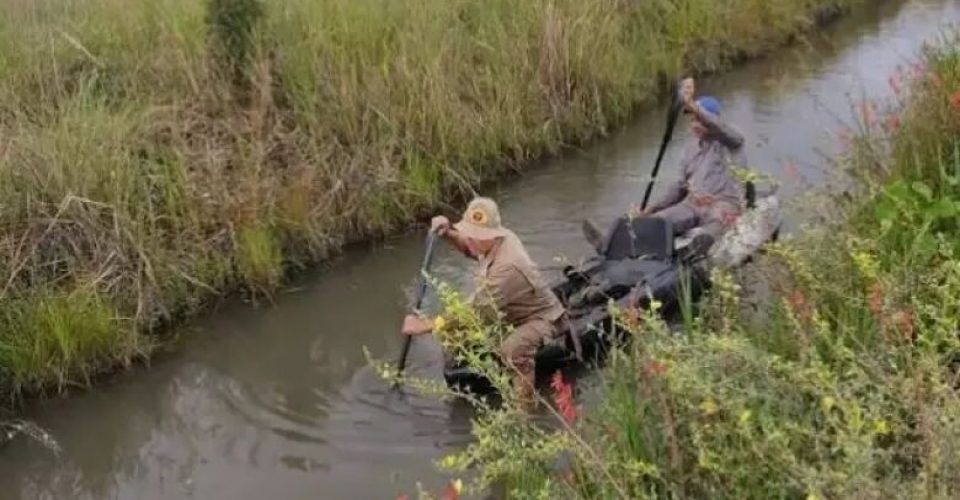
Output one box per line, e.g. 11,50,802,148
0,0,863,400
435,31,960,499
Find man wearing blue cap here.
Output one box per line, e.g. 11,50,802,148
633,78,746,254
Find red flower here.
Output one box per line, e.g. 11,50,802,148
787,290,811,323
784,161,800,180
950,90,960,112
860,100,875,126
622,303,644,330
644,360,666,377
551,371,578,425
911,62,926,79
888,74,901,95
440,481,460,500
838,127,853,150
885,113,901,131
929,72,943,90
867,282,885,318
892,306,917,341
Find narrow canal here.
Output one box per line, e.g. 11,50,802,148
1,1,957,498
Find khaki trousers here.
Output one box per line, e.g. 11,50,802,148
499,317,561,406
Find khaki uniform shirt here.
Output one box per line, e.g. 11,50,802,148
470,231,565,328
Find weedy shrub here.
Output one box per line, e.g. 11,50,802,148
412,31,960,499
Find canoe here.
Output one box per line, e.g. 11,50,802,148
444,187,783,394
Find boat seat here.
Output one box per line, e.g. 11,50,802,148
745,179,779,209
602,216,673,261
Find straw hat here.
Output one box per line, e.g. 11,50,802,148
453,197,510,241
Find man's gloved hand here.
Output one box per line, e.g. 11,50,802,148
680,77,697,111
430,215,451,236
401,313,434,336
629,203,653,219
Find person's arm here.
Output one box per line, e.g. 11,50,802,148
401,313,435,336
400,273,507,337
430,215,472,255
403,264,531,336
679,76,744,150
685,100,744,150
644,175,687,214
400,214,466,336
636,143,693,216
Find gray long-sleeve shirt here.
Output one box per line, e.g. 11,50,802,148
648,109,746,212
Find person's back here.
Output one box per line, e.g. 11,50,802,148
472,231,565,328
675,120,745,210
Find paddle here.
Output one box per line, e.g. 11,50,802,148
639,81,685,212
394,229,439,386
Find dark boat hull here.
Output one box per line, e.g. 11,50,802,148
444,255,709,393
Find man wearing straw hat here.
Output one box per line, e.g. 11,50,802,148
401,197,566,409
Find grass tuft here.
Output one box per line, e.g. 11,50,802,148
235,224,283,291
0,286,140,402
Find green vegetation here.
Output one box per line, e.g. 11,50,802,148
430,31,960,499
0,0,863,402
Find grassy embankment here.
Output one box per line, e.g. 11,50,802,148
430,30,960,500
0,0,863,403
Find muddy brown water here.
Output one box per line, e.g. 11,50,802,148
2,1,958,498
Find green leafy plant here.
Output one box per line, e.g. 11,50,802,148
430,31,960,499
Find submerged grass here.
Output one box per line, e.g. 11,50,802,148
436,30,960,499
0,0,864,401
0,288,141,401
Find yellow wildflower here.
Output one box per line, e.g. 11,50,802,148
851,250,879,279
821,396,836,412
700,399,719,416
873,419,890,436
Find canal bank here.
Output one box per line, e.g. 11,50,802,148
0,0,866,401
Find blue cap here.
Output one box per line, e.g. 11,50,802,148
696,96,721,116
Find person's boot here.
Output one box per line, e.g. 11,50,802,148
581,219,604,254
